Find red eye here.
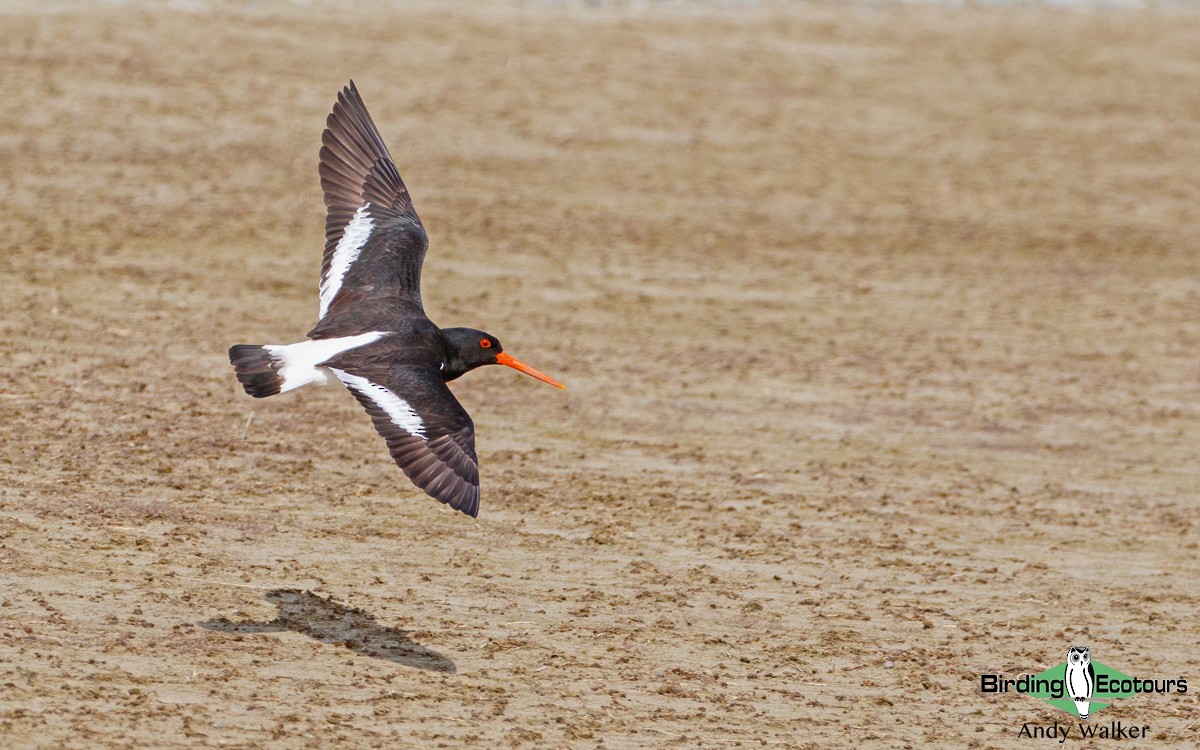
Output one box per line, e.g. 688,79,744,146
480,339,491,349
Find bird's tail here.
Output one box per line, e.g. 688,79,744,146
229,344,286,398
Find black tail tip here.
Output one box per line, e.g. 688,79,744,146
229,344,284,398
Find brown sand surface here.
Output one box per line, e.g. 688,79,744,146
2,2,1199,747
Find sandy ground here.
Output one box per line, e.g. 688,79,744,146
2,1,1200,747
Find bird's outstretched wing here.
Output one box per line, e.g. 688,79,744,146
315,81,428,329
328,364,480,517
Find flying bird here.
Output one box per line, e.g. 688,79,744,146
229,81,564,518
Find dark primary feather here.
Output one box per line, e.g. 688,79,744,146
335,364,480,517
316,81,429,329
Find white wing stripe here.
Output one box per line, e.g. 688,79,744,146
331,369,427,440
319,204,373,319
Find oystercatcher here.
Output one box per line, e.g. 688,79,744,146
229,81,563,518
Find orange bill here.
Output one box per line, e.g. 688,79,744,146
496,352,565,389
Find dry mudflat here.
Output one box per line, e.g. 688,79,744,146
2,2,1199,747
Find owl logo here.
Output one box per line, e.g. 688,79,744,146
1065,646,1096,720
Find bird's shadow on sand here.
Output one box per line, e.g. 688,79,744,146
198,588,456,673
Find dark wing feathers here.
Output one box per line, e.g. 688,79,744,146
316,81,427,324
361,157,410,213
321,82,396,192
335,366,480,517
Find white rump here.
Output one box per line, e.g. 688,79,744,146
264,331,386,393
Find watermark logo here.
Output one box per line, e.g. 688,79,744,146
980,646,1186,740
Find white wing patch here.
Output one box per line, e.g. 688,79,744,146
330,369,427,440
319,204,374,319
264,331,386,393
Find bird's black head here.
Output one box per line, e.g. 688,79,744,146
440,327,564,389
440,327,502,380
